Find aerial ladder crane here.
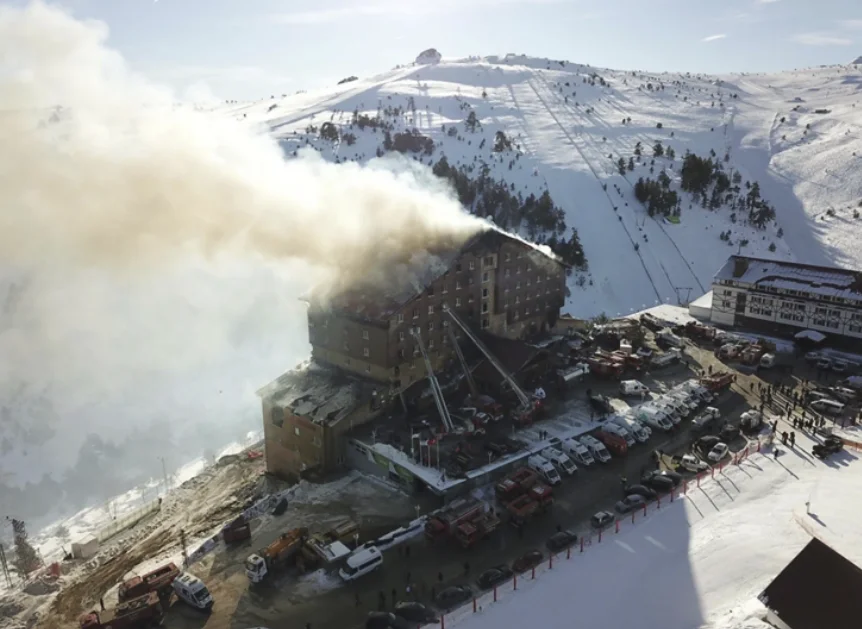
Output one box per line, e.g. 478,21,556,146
442,305,543,425
410,326,455,434
445,323,480,401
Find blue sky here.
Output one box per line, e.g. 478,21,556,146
29,0,862,99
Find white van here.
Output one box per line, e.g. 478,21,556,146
619,380,650,398
654,398,684,423
578,435,611,463
657,329,684,348
612,416,649,443
541,448,578,476
635,406,673,432
339,546,383,582
172,573,213,611
810,398,845,416
668,390,698,414
562,438,594,466
680,380,713,404
602,422,635,447
528,455,562,485
651,349,682,368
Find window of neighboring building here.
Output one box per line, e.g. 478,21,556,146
362,330,369,340
270,407,283,428
483,271,489,283
363,347,370,357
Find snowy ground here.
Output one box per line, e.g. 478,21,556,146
424,425,861,629
214,55,862,318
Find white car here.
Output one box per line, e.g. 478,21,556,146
707,442,729,462
679,454,709,473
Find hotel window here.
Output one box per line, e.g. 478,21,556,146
363,347,370,357
483,272,489,283
484,256,494,266
456,297,462,306
428,305,434,315
505,252,511,262
456,281,462,290
399,331,405,341
362,330,369,340
469,261,475,270
397,313,404,323
482,318,490,329
482,288,489,298
482,302,489,313
505,269,511,277
412,308,418,319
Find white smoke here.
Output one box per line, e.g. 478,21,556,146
0,1,484,500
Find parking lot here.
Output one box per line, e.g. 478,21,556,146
166,321,862,629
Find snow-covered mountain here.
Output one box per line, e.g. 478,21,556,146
216,53,862,318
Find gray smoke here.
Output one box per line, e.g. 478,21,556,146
0,1,484,508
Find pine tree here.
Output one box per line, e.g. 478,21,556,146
11,519,40,577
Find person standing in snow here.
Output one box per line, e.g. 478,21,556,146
790,432,796,447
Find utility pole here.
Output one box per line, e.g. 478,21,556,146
179,529,188,568
158,457,170,495
0,542,11,587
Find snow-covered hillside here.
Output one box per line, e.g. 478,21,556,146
215,54,862,318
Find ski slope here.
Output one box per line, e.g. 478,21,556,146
215,55,862,318
435,430,862,629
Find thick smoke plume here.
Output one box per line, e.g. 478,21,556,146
0,2,483,520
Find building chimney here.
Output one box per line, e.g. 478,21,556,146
732,257,749,278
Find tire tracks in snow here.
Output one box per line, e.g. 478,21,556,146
521,72,663,303
534,70,706,296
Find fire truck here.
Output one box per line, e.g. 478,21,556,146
424,498,500,549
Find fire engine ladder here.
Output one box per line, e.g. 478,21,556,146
442,304,532,411
410,326,455,433
445,323,480,400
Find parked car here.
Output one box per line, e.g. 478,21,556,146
394,603,438,624
719,424,741,442
546,530,578,553
812,436,844,459
624,484,657,500
691,407,721,433
708,442,729,462
589,392,615,414
640,472,675,492
694,435,721,456
476,565,514,590
366,612,410,629
513,550,544,573
590,511,615,529
679,454,709,473
434,586,473,609
614,494,647,514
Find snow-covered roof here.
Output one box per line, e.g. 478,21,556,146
714,255,862,302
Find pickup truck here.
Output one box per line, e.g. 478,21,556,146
691,407,721,433
812,437,844,459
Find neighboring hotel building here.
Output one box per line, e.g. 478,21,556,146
710,255,862,345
